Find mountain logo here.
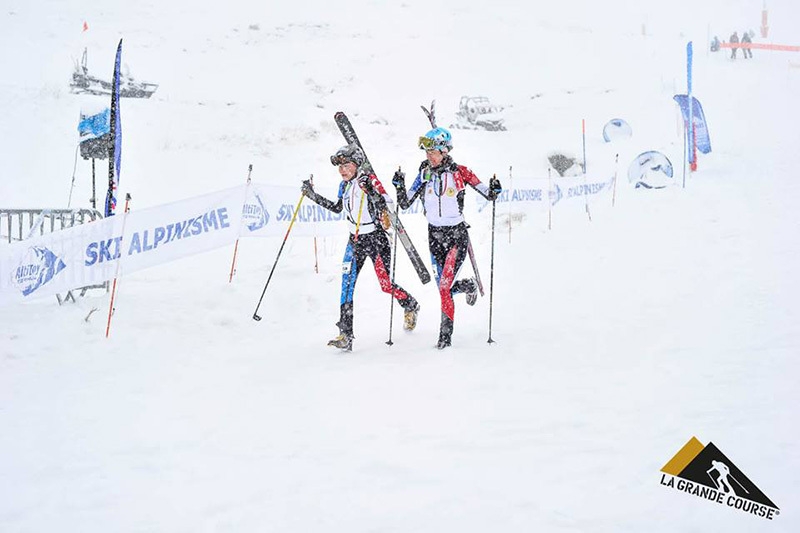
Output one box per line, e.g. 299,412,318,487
243,191,270,232
12,246,67,296
659,436,779,520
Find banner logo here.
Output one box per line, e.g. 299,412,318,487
549,183,562,206
243,192,270,232
12,246,67,296
659,437,779,520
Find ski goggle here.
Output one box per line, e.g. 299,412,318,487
418,136,440,151
330,154,355,166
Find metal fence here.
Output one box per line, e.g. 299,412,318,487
1,208,103,244
1,208,107,304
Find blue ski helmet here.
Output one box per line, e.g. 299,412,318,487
330,144,366,166
418,127,453,153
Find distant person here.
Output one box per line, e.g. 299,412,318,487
711,36,720,52
741,31,753,59
729,31,739,59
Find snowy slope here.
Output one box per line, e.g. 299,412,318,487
1,1,799,531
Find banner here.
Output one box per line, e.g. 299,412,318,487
105,39,123,217
475,175,615,213
244,183,344,238
674,95,712,155
1,177,619,303
0,184,344,303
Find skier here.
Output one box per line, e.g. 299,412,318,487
392,127,502,349
741,31,753,59
729,31,739,59
708,460,735,494
301,144,420,352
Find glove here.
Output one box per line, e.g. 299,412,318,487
301,179,314,196
357,175,371,193
487,177,502,200
392,169,405,188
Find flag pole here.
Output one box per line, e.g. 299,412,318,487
229,164,253,283
581,119,592,222
611,154,619,207
547,167,553,230
105,193,131,338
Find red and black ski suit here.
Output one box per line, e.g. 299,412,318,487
395,156,495,345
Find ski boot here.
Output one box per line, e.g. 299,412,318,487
436,315,453,350
465,278,478,306
327,333,353,352
403,302,420,331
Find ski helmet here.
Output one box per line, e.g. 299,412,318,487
330,144,366,166
418,127,453,153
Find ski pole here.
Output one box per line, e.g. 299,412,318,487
682,119,688,189
67,144,79,208
229,164,253,283
611,154,619,207
729,473,750,494
385,200,401,346
105,193,132,338
488,174,497,344
507,165,513,243
252,192,304,321
706,469,721,490
310,174,319,274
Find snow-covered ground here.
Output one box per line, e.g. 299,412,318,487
2,1,799,531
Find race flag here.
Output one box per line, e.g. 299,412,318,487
105,39,123,217
673,95,712,155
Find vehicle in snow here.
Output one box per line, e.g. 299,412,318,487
450,96,506,131
70,48,158,99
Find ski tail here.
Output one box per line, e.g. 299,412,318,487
421,100,437,128
386,210,431,285
466,235,485,297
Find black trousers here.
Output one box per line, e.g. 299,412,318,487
337,230,417,336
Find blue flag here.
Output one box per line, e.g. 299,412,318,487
106,40,123,217
673,95,712,155
78,107,110,141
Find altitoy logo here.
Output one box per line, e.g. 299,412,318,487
660,437,779,520
243,192,270,232
12,246,67,296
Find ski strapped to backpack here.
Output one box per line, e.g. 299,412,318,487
419,100,484,296
334,111,431,285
